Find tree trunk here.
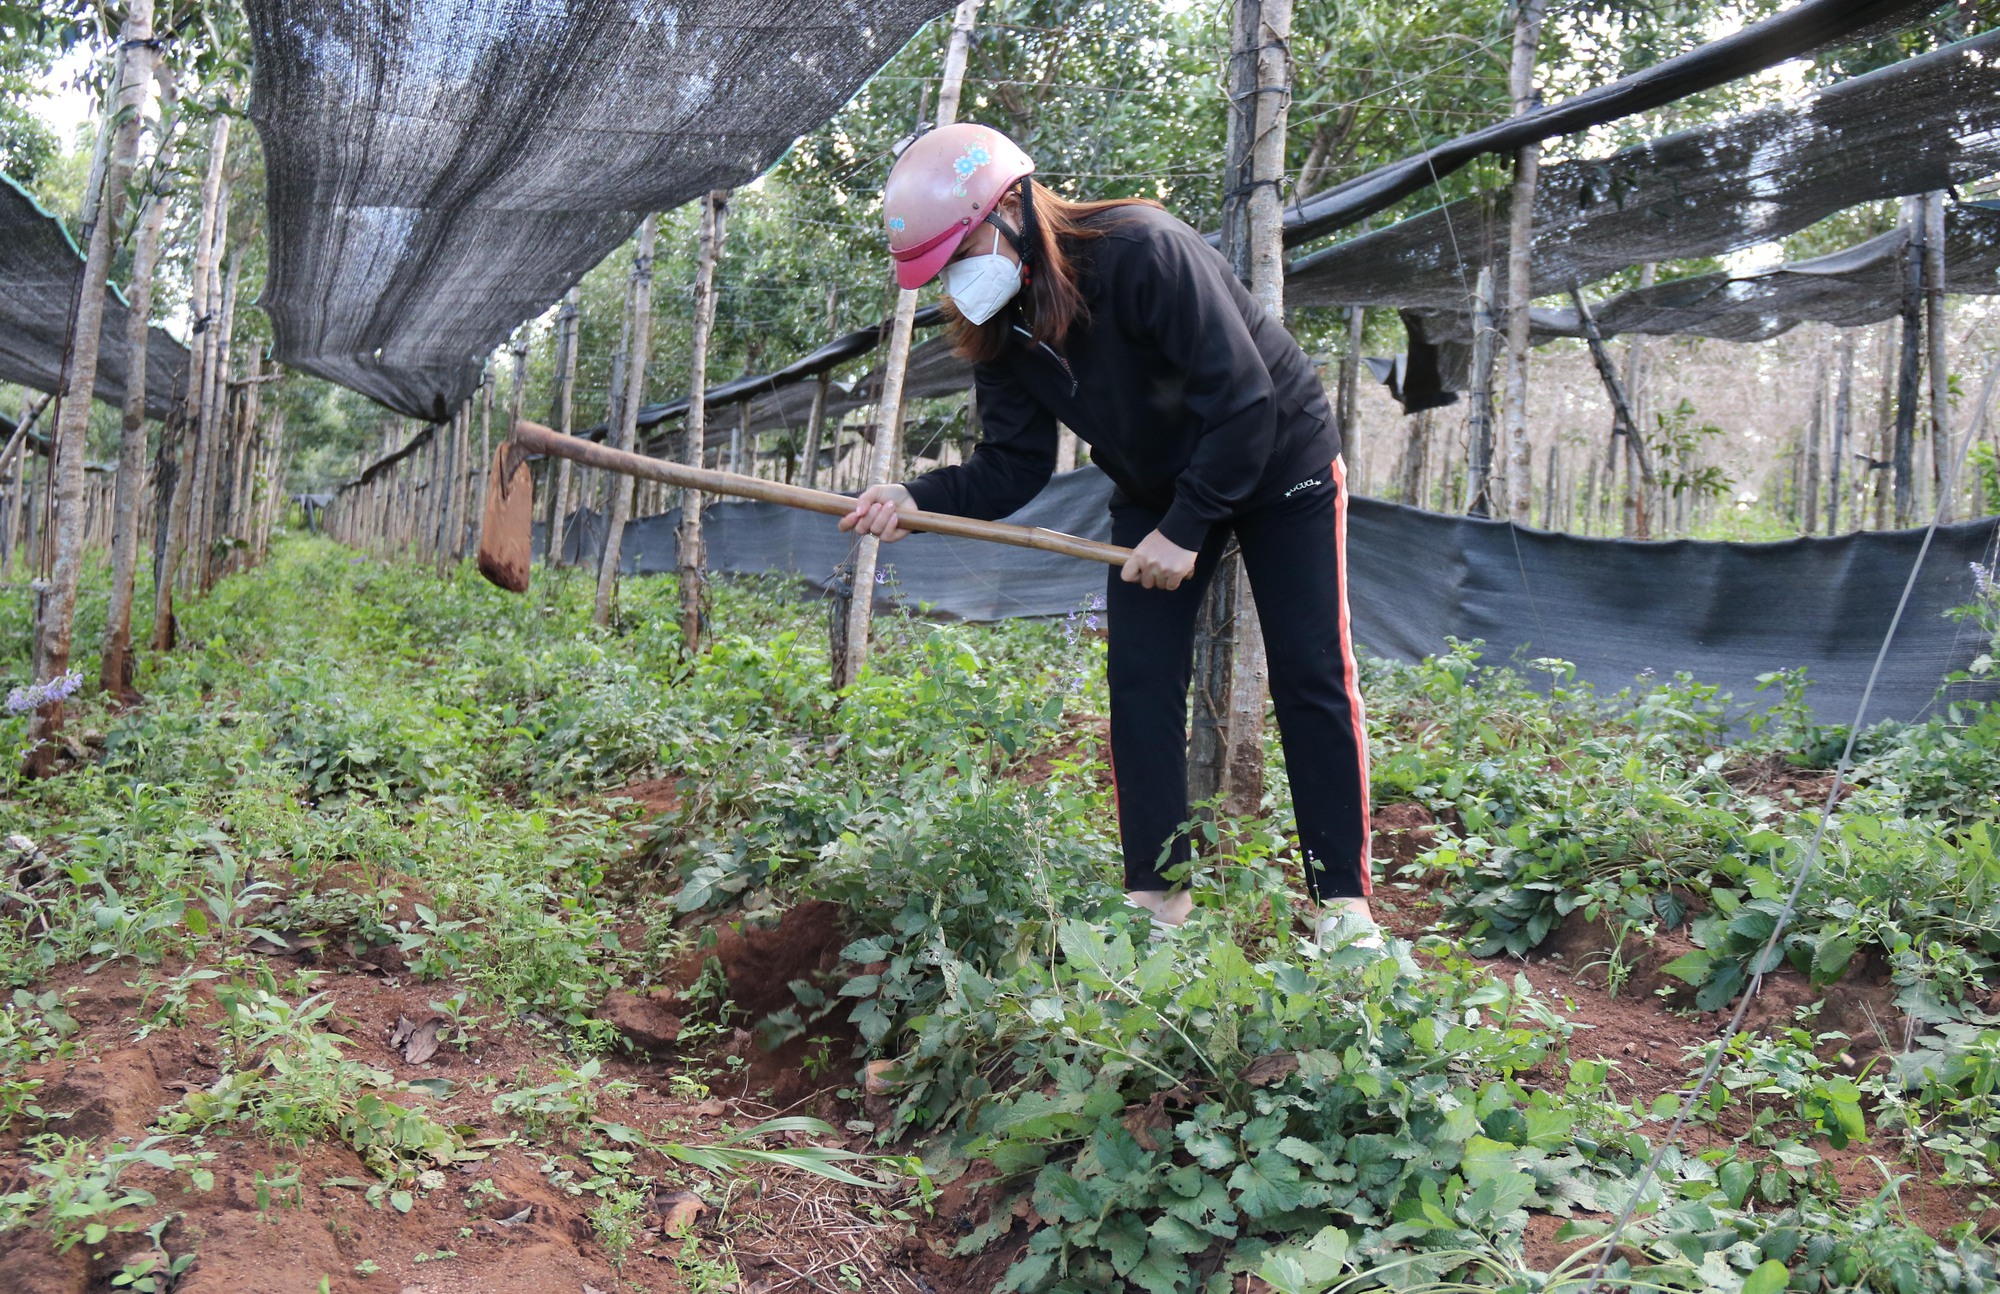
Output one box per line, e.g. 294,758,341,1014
593,214,657,625
28,0,156,772
678,192,728,654
1465,266,1498,515
1499,0,1548,525
101,75,176,698
840,0,984,687
1189,0,1288,820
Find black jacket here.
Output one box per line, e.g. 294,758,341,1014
902,204,1340,551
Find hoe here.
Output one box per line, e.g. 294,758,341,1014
475,419,1135,593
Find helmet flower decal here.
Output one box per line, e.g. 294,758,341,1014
888,216,906,232
949,144,993,196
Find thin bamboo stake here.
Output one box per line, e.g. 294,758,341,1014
30,0,155,771
594,214,657,626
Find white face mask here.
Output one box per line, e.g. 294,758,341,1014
942,226,1022,325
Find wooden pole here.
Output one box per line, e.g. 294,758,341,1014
840,0,983,687
1571,285,1655,538
1802,342,1825,534
1499,0,1548,524
1826,332,1853,532
1338,305,1363,473
1465,266,1498,515
101,74,175,696
1923,191,1951,522
1892,200,1923,527
1190,0,1288,820
545,287,581,562
194,249,242,590
800,286,836,491
593,214,657,625
679,191,728,654
30,0,155,770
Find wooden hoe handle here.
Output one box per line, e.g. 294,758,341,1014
508,419,1135,568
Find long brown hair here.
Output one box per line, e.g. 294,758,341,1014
945,180,1158,364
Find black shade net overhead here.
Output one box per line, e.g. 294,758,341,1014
556,466,2000,727
1413,202,2000,352
570,0,1939,439
244,0,951,422
1286,31,2000,315
0,175,189,421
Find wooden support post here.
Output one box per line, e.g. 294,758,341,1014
1571,285,1655,538
191,240,241,591
1338,305,1363,474
1827,332,1853,532
29,0,155,770
1893,200,1923,527
800,287,837,491
594,215,657,624
1923,191,1951,521
1189,0,1288,820
101,76,175,698
545,287,581,562
152,115,226,646
1393,411,1428,506
1802,343,1825,534
1465,266,1498,515
1500,0,1548,524
840,0,983,688
678,191,728,654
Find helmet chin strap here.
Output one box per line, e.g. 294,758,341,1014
981,178,1037,283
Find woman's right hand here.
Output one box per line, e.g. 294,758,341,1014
838,483,916,542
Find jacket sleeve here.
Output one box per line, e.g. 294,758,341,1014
901,363,1058,521
1118,222,1278,552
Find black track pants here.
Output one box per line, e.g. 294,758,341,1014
1105,458,1372,901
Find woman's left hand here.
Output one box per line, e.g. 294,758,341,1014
1121,530,1198,590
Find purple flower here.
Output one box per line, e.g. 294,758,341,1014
6,668,83,715
1973,562,1996,599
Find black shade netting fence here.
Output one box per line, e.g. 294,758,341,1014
553,465,2000,727
244,0,950,422
0,175,189,422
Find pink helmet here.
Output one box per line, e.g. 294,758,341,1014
883,122,1036,290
